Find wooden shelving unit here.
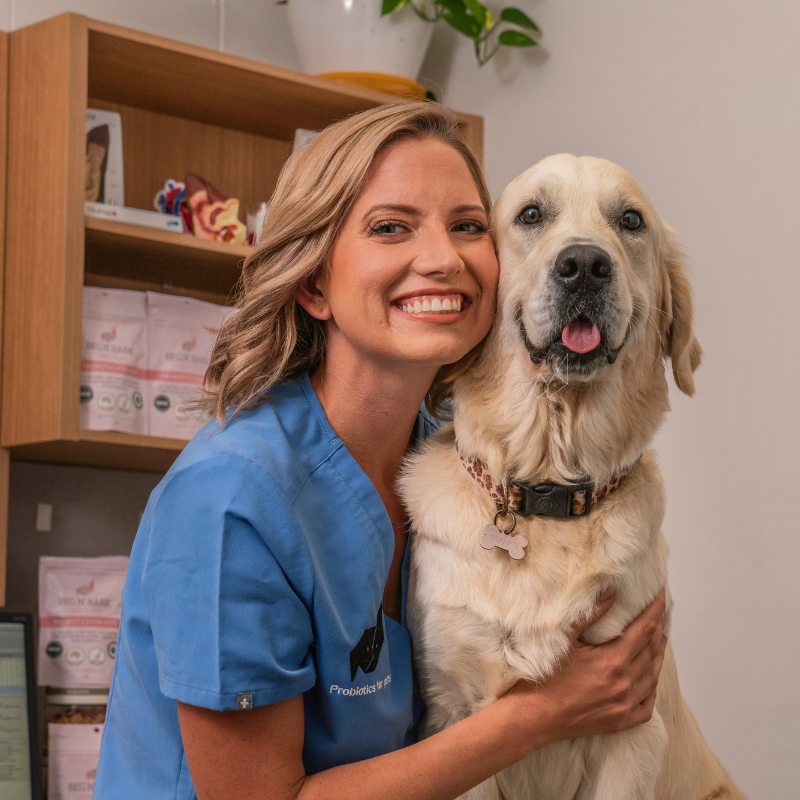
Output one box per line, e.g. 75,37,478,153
0,31,9,604
0,12,483,600
2,13,482,478
84,217,248,304
10,429,185,474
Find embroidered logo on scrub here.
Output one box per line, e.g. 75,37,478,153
349,605,385,680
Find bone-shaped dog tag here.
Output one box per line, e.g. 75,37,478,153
480,524,528,560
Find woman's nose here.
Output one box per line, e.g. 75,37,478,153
411,229,464,277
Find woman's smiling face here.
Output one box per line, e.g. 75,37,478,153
299,136,498,373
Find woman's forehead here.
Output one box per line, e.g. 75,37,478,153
357,138,484,207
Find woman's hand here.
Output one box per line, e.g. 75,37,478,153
508,589,669,746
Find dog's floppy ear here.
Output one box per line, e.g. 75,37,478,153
658,225,702,396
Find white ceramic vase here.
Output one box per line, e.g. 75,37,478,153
288,0,434,81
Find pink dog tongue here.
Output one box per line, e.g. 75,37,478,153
562,320,601,353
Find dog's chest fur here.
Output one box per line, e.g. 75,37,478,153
402,428,669,721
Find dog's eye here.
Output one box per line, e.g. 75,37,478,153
621,210,643,230
519,205,542,225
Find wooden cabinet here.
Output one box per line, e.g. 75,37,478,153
1,13,482,476
0,31,9,604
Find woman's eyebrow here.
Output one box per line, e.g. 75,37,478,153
362,203,486,220
451,204,487,215
362,203,418,219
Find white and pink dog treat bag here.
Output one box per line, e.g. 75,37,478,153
80,287,148,434
38,556,129,687
47,723,103,800
146,292,231,439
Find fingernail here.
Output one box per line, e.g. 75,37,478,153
599,587,615,601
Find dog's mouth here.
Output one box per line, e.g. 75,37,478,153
519,314,629,376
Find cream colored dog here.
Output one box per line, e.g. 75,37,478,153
400,155,745,800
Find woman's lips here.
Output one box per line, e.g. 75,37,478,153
392,293,465,315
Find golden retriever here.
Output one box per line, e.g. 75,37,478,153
400,155,745,800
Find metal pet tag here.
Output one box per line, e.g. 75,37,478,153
480,523,528,560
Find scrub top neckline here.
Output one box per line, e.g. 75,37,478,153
299,373,412,628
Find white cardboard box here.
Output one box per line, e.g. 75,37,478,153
85,202,184,233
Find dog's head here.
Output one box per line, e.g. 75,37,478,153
492,154,701,395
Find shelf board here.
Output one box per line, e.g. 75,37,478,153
9,429,187,473
84,217,248,300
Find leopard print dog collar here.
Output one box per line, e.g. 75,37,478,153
459,450,637,519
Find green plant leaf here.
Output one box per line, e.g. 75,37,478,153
500,7,540,32
462,0,488,28
442,10,482,39
434,0,467,15
382,0,410,15
498,29,538,47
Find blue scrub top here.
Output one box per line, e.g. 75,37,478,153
93,375,442,799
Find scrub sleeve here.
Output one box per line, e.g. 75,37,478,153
143,457,316,710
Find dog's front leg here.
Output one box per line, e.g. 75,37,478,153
580,712,668,800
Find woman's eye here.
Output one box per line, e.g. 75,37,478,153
621,210,643,230
372,222,404,235
452,220,486,233
519,205,542,225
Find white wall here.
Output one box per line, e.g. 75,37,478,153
4,1,797,797
0,0,301,69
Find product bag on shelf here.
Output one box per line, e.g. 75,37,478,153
38,556,129,687
47,723,103,800
80,287,148,435
147,292,232,440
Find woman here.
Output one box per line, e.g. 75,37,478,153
93,102,667,800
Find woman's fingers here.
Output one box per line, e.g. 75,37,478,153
630,635,668,707
570,588,616,643
628,613,666,682
629,685,659,727
613,590,666,661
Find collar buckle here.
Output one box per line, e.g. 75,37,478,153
512,480,594,518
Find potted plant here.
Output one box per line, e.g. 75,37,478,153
286,0,539,98
287,0,436,98
383,0,539,67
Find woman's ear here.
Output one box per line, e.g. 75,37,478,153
296,275,332,321
658,224,703,396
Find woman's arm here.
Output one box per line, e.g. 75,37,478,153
178,590,667,800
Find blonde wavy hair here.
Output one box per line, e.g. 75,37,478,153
200,101,492,423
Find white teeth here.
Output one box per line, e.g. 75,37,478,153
397,295,463,314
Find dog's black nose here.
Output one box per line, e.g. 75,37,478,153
553,245,613,292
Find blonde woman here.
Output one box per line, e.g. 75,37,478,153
93,103,667,800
